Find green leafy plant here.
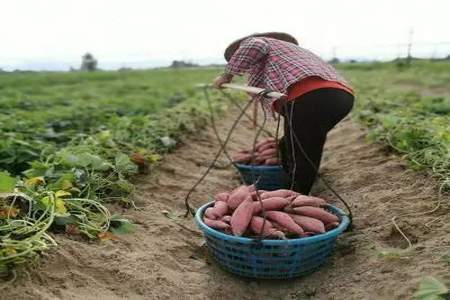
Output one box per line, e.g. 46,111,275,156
343,61,450,191
0,172,16,192
0,67,229,272
413,276,449,300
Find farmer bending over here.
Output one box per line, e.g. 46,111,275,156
213,32,354,195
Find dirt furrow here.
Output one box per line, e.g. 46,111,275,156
3,109,449,300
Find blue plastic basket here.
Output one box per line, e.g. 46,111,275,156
235,163,290,191
195,201,350,279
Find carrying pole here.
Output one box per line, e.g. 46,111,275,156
195,83,286,100
220,83,286,99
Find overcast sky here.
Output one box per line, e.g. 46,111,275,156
1,0,449,70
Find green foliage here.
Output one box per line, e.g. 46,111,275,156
341,61,450,191
0,68,220,173
444,253,450,263
0,67,226,272
413,276,449,300
0,172,16,192
109,214,136,235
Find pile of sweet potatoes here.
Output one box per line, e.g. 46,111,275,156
232,138,279,166
203,185,340,239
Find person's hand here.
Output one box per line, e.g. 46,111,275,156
212,73,233,89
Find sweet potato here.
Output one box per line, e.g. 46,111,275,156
265,211,304,236
250,190,267,200
211,201,229,218
271,221,290,234
264,157,280,166
252,156,266,165
228,185,252,209
250,216,285,239
261,189,298,200
291,206,339,224
255,138,275,150
289,214,325,234
256,154,277,162
252,197,290,214
221,215,232,224
264,158,279,165
204,207,217,219
257,142,276,152
203,217,230,230
232,153,252,163
233,138,280,166
291,195,327,207
325,222,339,231
230,196,254,236
259,147,277,157
214,192,230,203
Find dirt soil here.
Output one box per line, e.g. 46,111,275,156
2,109,449,300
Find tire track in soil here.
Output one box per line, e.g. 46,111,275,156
3,108,449,300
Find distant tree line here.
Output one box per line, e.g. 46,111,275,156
170,60,199,68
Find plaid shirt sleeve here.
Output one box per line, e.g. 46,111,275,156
225,37,269,75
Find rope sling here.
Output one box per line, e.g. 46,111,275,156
184,86,353,231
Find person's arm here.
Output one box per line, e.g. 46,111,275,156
212,37,269,88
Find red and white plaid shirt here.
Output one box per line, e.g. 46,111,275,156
225,37,351,109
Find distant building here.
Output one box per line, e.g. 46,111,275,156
81,53,98,71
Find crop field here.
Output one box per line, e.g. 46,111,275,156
341,61,450,191
0,61,449,298
0,68,225,272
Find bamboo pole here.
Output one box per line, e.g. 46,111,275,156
220,83,286,99
195,83,286,100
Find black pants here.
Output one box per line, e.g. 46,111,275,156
279,88,354,195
